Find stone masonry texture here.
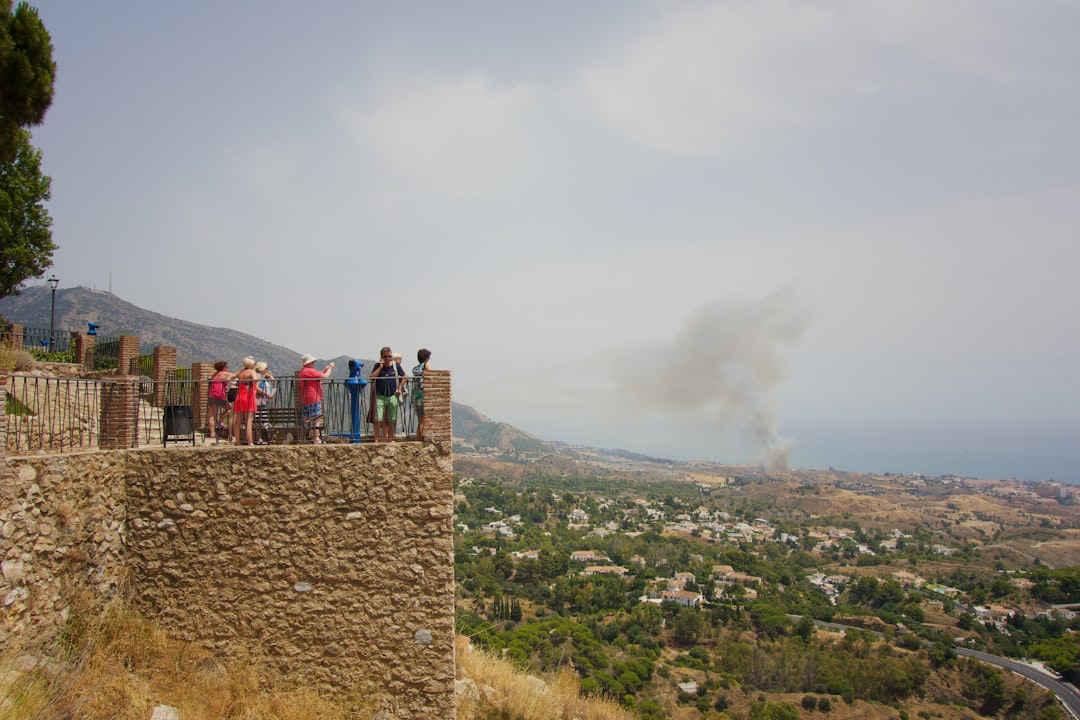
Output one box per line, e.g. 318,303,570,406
1,442,456,719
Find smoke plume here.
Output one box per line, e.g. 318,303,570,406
612,285,811,470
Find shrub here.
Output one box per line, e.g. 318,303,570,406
639,700,665,720
0,346,37,371
697,695,712,713
15,350,36,370
818,697,832,712
802,694,818,710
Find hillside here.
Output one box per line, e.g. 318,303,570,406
1,285,304,375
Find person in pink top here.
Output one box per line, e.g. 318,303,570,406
298,353,334,444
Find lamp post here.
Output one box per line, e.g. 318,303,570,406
47,274,58,351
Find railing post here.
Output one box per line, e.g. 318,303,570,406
191,362,214,434
152,347,177,408
423,369,452,443
74,332,94,368
0,374,7,457
99,377,140,449
117,335,140,376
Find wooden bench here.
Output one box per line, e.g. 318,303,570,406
261,406,302,444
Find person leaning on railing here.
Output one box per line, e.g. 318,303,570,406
207,360,234,439
254,361,274,445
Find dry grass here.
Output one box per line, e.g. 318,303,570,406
0,347,36,373
0,599,359,720
0,601,629,720
455,636,634,720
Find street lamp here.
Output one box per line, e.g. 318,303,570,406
47,274,58,351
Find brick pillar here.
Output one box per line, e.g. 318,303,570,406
7,324,24,350
152,346,177,408
74,332,94,367
0,374,7,457
423,370,451,444
117,335,140,376
191,362,215,433
99,377,139,449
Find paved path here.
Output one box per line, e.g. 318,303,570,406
790,614,1080,719
954,647,1080,720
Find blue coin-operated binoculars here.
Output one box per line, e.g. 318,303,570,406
87,322,99,336
345,359,368,443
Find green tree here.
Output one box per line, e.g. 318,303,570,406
0,128,53,299
795,615,816,643
1,1,56,161
672,608,704,645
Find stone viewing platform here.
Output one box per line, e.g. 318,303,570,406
0,341,457,719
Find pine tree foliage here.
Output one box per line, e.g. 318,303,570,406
0,127,54,299
0,0,56,161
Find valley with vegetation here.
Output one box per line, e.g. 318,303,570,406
450,415,1080,720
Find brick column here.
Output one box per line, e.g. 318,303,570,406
423,370,451,444
152,346,177,408
7,324,24,350
117,335,141,376
99,377,140,449
191,362,215,433
0,374,7,457
73,332,94,367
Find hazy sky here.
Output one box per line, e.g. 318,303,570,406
26,1,1080,481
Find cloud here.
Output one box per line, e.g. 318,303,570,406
337,73,546,198
608,285,812,470
578,1,1067,158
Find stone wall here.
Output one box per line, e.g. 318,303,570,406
0,442,456,719
124,442,456,718
0,451,129,648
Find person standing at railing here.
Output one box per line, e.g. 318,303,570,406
412,348,431,441
207,360,234,440
299,353,334,444
254,361,275,445
370,346,405,442
232,356,259,446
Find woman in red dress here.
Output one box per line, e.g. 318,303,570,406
232,356,259,445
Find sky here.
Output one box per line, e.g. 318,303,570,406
23,1,1080,482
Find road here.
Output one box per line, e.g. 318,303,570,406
954,647,1080,720
790,615,1080,719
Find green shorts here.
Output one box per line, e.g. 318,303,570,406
375,394,398,422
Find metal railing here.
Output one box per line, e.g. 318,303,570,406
5,375,105,454
86,336,120,371
129,353,154,377
0,326,72,353
3,374,423,455
200,376,420,443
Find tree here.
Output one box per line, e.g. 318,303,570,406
672,607,704,645
0,128,54,299
1,1,56,161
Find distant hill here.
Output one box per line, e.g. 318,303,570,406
1,285,306,374
0,285,536,452
451,403,541,454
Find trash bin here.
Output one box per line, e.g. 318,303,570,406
163,405,194,446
